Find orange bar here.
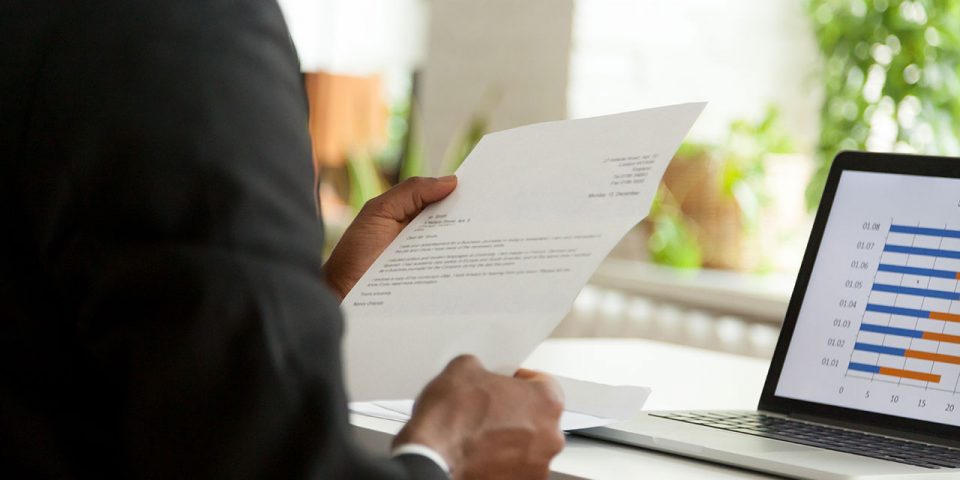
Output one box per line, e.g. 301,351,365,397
956,272,960,280
905,350,960,366
878,366,941,383
929,311,960,323
922,331,960,345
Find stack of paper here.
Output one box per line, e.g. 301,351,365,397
342,103,705,403
351,376,652,431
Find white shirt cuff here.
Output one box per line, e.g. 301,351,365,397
391,443,451,476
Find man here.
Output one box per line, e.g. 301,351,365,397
0,0,564,478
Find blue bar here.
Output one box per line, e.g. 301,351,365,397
890,224,960,239
872,283,960,300
859,323,924,339
854,342,906,356
848,362,881,374
877,264,958,279
884,244,960,259
865,303,930,318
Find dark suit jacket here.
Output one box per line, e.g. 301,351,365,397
0,1,443,478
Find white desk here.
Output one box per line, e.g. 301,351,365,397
351,338,781,479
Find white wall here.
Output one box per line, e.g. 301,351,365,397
569,0,822,149
275,0,426,98
278,0,823,167
419,0,575,173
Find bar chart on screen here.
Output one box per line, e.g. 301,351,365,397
847,224,960,396
775,170,960,427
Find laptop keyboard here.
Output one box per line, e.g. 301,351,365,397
651,411,960,469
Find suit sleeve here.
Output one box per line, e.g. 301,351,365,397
33,1,445,478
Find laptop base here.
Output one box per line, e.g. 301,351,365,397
576,411,960,480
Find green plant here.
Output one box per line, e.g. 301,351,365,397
389,96,426,183
647,188,703,268
807,0,960,208
647,107,794,270
345,95,490,214
720,106,795,232
442,111,489,173
345,95,426,214
346,150,388,213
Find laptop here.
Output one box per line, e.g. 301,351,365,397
576,151,960,479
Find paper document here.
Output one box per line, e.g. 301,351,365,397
343,103,705,401
350,376,652,431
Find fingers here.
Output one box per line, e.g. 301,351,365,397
445,354,483,372
323,176,456,299
513,368,545,380
362,176,457,223
515,368,565,406
514,369,566,460
445,361,565,408
441,355,490,387
409,356,566,476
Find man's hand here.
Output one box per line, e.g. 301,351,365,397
394,355,565,479
323,176,457,299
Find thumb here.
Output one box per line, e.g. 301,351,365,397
515,368,565,404
363,176,458,222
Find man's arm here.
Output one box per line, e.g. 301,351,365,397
32,0,440,477
33,1,565,477
324,180,568,478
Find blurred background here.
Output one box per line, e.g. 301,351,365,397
277,0,960,357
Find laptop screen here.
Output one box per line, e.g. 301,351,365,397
776,169,960,428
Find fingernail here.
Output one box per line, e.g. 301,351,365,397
438,175,457,183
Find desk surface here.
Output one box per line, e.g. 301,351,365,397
351,338,781,479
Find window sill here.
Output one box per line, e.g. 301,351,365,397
588,258,796,324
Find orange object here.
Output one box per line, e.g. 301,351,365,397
929,311,960,323
904,350,960,365
304,71,388,171
921,331,960,344
877,367,941,383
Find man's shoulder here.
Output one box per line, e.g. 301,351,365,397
40,0,299,102
69,0,289,46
